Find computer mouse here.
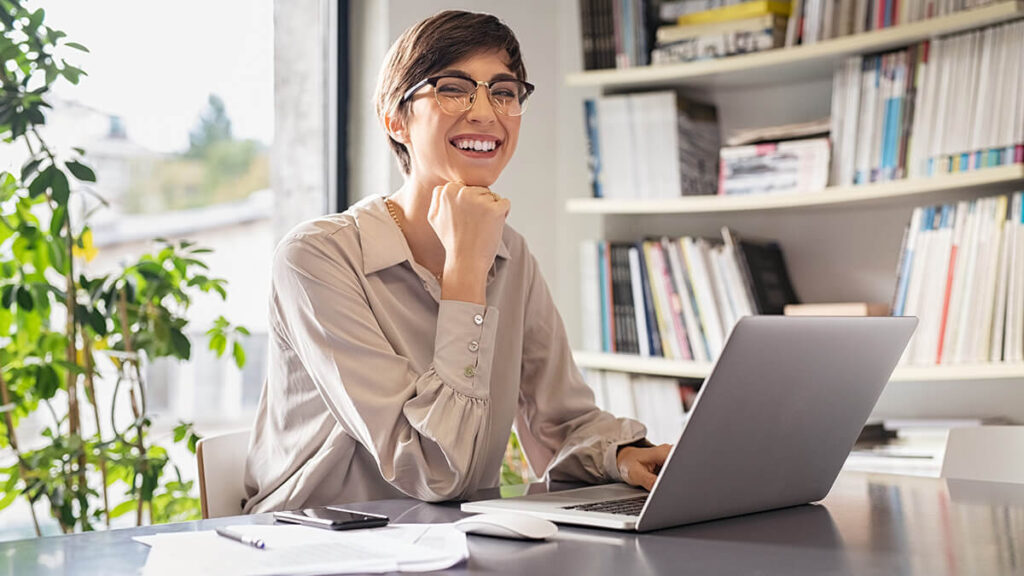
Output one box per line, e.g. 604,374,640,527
453,513,558,540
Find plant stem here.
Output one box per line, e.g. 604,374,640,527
82,339,110,527
0,371,41,537
117,289,147,527
60,186,87,531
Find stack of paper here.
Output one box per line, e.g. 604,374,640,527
134,523,468,576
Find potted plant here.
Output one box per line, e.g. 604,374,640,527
0,0,247,534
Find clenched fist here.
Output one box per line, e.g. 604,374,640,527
428,182,511,279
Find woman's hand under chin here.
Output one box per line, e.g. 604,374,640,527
427,181,511,304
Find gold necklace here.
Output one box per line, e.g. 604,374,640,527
385,197,442,282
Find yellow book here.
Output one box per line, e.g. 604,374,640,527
677,0,792,26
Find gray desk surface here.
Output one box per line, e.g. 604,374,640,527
3,471,1023,576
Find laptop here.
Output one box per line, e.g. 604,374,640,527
462,316,917,532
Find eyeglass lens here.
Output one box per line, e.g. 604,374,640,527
434,77,529,116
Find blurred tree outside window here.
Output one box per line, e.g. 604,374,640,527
0,0,274,541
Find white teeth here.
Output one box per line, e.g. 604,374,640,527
454,139,496,152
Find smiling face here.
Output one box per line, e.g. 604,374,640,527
393,50,522,189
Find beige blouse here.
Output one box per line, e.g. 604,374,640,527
242,195,646,513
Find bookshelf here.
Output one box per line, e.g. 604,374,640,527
573,351,1024,382
567,1,1024,424
566,0,1024,90
566,164,1024,215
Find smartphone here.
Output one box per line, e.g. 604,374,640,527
273,506,390,530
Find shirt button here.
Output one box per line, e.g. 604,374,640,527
468,340,479,352
473,314,484,326
464,366,477,378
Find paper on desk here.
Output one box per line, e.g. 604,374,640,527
133,523,467,576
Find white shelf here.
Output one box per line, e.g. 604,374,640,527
573,350,1024,382
565,164,1024,215
566,1,1024,90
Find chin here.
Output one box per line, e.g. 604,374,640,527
451,168,501,187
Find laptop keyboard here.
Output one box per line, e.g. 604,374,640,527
562,495,648,517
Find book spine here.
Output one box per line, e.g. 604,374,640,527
583,99,603,198
628,246,651,357
636,242,664,357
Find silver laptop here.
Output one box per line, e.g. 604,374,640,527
462,316,917,532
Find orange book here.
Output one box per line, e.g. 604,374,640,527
783,303,891,316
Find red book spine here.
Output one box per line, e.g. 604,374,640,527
935,244,958,363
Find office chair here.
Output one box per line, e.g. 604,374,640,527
196,429,252,518
941,426,1024,484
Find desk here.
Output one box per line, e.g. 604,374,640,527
2,471,1023,576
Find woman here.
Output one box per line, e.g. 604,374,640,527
242,10,670,513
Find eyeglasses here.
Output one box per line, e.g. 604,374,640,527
401,74,536,117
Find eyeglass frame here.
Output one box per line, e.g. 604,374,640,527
400,74,536,116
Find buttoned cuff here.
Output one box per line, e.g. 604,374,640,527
603,425,649,483
433,300,500,399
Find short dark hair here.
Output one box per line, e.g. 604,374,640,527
374,11,528,175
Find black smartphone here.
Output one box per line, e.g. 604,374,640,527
272,506,390,530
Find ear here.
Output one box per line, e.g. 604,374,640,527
385,114,408,144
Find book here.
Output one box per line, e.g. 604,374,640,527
676,0,792,25
729,231,800,315
651,26,784,64
579,241,603,352
784,303,891,316
655,13,787,44
718,137,831,196
627,246,651,357
891,192,1024,366
582,99,603,198
634,242,664,357
831,21,1024,185
584,230,796,362
587,92,719,199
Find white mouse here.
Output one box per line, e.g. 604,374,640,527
453,513,558,540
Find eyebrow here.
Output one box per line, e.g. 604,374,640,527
437,69,518,82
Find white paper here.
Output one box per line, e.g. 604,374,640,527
134,523,468,576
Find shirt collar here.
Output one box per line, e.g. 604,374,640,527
358,195,510,276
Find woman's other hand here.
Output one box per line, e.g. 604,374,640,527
617,444,672,492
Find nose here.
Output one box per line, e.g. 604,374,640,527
466,84,497,124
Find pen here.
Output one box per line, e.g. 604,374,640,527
215,527,266,550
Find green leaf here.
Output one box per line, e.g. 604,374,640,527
232,341,246,369
49,166,70,205
64,41,89,53
87,306,106,336
21,158,42,181
173,423,187,443
187,433,199,455
235,326,250,336
72,147,86,156
65,160,95,183
49,205,66,237
35,364,59,398
109,499,136,519
169,329,191,359
27,165,52,198
208,333,226,355
0,489,18,512
15,286,33,311
1,285,13,308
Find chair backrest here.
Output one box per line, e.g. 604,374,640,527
941,426,1024,484
196,429,252,518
